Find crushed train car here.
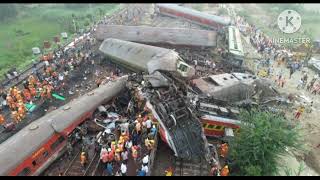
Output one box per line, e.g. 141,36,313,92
99,38,195,79
0,76,128,176
94,25,217,47
136,82,211,162
192,73,279,103
155,4,231,30
197,98,241,138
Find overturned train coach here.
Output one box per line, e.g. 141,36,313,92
0,77,128,176
94,25,217,47
155,4,231,30
99,38,195,79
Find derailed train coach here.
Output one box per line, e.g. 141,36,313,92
0,77,127,176
155,4,231,30
99,38,195,79
94,25,218,47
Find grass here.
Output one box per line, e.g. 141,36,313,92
0,4,120,79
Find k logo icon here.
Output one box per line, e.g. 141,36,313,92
278,10,301,34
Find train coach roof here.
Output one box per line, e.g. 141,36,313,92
94,25,217,47
0,76,127,175
157,4,231,25
99,38,181,73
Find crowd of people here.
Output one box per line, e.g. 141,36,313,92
0,33,99,129
209,142,230,176
93,88,158,176
228,7,320,123
233,10,320,95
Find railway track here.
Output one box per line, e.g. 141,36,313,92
174,158,210,176
64,149,100,176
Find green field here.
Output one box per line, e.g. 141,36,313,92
0,4,120,79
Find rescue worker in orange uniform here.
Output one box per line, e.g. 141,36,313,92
11,111,20,124
46,66,53,76
36,81,42,89
80,152,87,169
114,149,121,162
220,165,229,176
120,131,129,144
135,120,142,134
111,141,116,152
6,95,15,110
40,86,47,100
46,84,53,99
12,87,19,97
18,107,26,120
118,142,124,152
23,88,32,102
165,167,173,176
15,91,24,103
29,86,37,98
145,137,155,151
0,114,5,127
28,75,38,87
8,88,13,97
220,143,229,158
107,148,114,163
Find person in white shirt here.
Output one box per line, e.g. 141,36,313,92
142,155,149,166
193,59,198,70
120,122,129,134
125,140,132,150
141,164,148,174
121,151,128,164
58,73,64,81
44,60,50,67
120,163,127,176
145,119,152,133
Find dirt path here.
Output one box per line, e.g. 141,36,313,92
211,3,320,175
271,63,320,175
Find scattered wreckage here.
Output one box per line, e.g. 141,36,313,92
98,36,290,163
99,39,210,162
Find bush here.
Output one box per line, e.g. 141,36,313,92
218,8,228,16
84,20,90,27
229,109,302,176
244,165,262,176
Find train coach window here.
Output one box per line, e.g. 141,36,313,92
50,136,66,151
202,123,207,128
207,124,215,130
17,167,31,176
32,160,37,167
43,151,49,158
216,126,223,130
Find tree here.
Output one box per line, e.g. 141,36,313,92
229,109,302,176
0,4,18,21
98,8,104,18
